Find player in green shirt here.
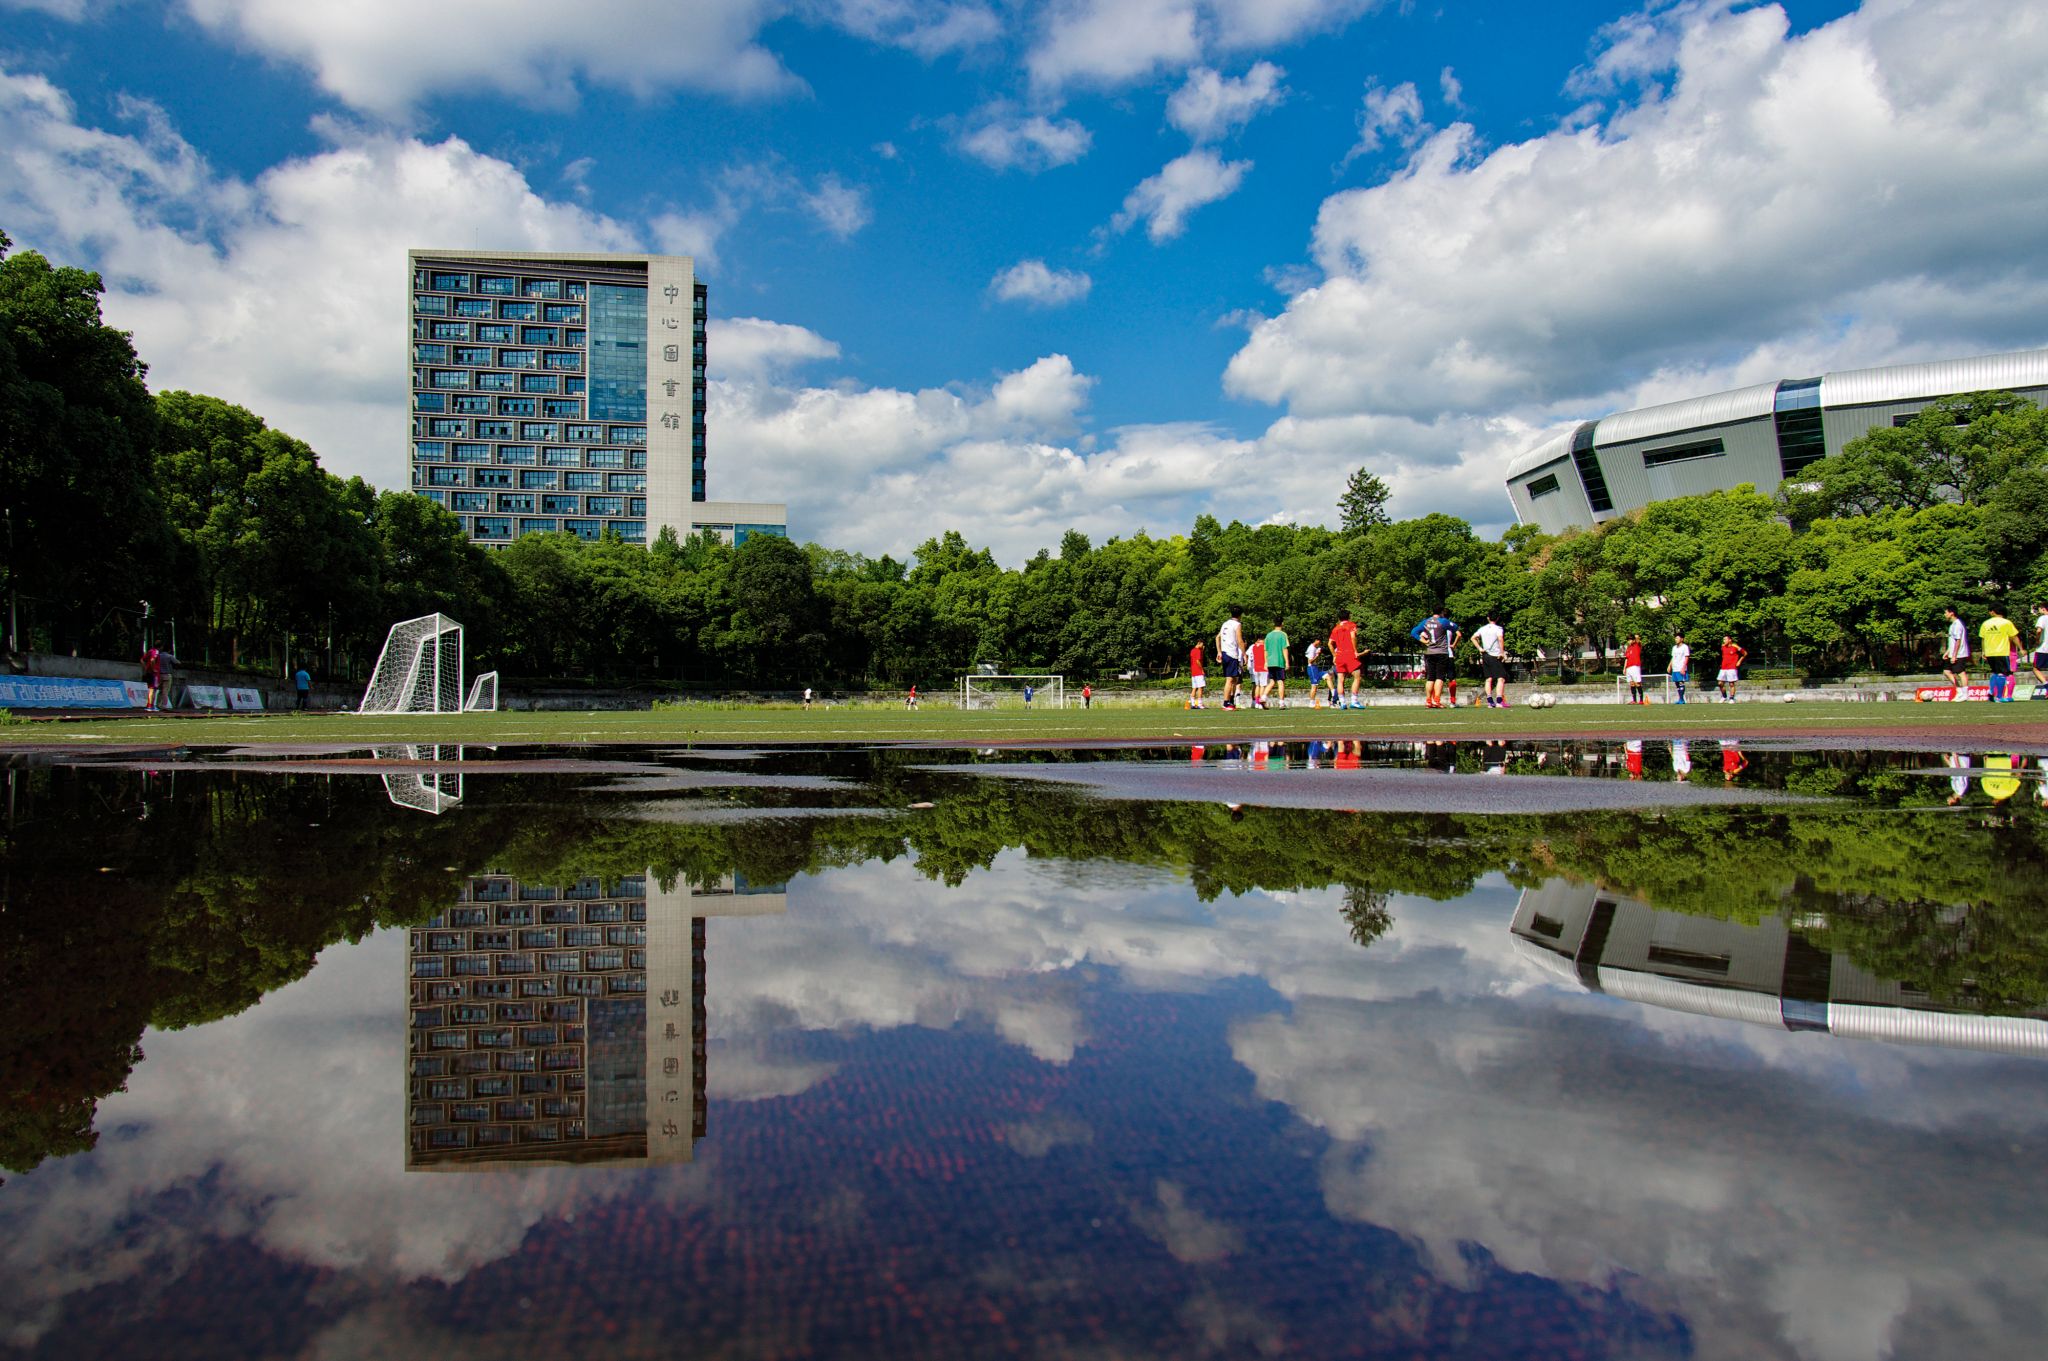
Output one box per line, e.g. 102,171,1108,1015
1264,623,1290,708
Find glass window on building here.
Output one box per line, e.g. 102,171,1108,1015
628,497,645,515
413,343,448,363
427,418,465,437
498,397,535,417
524,277,563,298
520,373,559,394
545,303,582,323
452,492,487,510
521,326,559,346
413,393,446,412
475,420,514,440
497,494,535,513
498,445,536,465
566,423,603,443
451,443,492,463
607,473,646,492
477,323,515,343
542,398,581,418
454,346,492,366
565,329,586,347
567,281,586,299
610,425,646,445
564,519,602,540
453,298,492,318
499,349,537,369
430,272,471,292
565,377,586,395
585,495,624,516
413,441,447,459
429,369,469,388
499,300,537,321
542,447,581,467
478,275,516,296
629,450,646,470
413,294,447,315
541,494,577,514
431,321,469,340
586,449,624,469
427,467,466,487
588,284,647,422
521,423,559,441
543,351,582,371
419,490,448,506
452,394,491,413
474,516,511,538
520,470,559,490
475,468,512,487
476,372,514,391
564,471,602,490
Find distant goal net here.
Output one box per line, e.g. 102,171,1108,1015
360,613,466,714
960,674,1065,709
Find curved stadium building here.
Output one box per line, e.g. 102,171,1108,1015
1504,346,2048,534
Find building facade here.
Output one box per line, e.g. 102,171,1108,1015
1504,347,2048,534
408,250,786,548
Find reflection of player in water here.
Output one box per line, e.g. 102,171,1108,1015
1945,751,1973,805
1720,739,1747,782
1625,739,1644,780
1980,754,2023,803
1670,739,1691,780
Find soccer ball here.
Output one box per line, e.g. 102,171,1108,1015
1781,692,1798,704
1527,692,1553,709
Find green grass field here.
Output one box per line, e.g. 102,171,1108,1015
8,696,2046,748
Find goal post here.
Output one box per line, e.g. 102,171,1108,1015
360,613,465,714
959,674,1065,710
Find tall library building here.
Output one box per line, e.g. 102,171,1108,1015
408,250,786,549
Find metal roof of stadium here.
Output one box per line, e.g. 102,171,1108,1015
1820,346,2048,408
1503,425,1580,481
1592,381,1779,447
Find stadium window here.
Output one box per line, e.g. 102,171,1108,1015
1641,438,1726,469
1526,473,1561,498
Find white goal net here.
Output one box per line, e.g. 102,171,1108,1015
464,671,499,712
375,743,464,814
959,674,1065,709
360,613,465,714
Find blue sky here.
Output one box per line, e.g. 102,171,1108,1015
4,0,2044,561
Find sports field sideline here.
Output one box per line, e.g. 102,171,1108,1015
7,698,2046,751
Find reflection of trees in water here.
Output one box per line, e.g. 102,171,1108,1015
1341,886,1393,948
5,750,2044,1180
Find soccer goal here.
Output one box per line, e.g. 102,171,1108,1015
959,674,1065,709
360,614,465,714
464,671,499,713
375,743,464,814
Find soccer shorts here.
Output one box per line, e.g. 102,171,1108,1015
1222,657,1243,679
1191,674,1206,690
1482,656,1506,681
1625,665,1642,684
1717,668,1740,683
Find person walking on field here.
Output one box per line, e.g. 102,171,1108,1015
1081,683,1092,710
1669,632,1691,705
1980,606,2021,702
1329,610,1362,709
141,645,163,712
1265,621,1290,708
1217,607,1247,710
1303,637,1328,708
906,684,919,710
803,686,813,710
1410,609,1461,709
1188,639,1207,709
1942,607,1971,701
2032,604,2048,697
293,664,312,712
1624,634,1646,705
1467,613,1508,709
1716,635,1747,702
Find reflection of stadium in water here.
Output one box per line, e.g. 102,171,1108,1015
407,870,785,1168
1512,880,2048,1057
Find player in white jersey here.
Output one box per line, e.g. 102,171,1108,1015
1467,613,1508,709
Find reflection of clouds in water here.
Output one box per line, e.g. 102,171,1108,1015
1129,1180,1243,1264
1231,987,2048,1361
0,933,709,1345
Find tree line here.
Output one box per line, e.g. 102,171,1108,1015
7,228,2046,687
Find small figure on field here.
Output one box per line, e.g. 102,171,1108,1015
1624,634,1645,705
1329,610,1362,710
294,664,312,711
1264,621,1290,708
1217,606,1246,710
1188,639,1207,709
1980,606,2020,702
1467,613,1507,709
1942,608,1971,700
1668,633,1690,705
1717,635,1748,702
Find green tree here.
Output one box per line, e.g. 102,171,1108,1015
1339,467,1392,535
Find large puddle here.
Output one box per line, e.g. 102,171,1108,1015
3,740,2046,1360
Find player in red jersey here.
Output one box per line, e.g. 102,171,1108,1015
1717,636,1748,702
1249,636,1268,708
1329,610,1362,710
1188,640,1206,709
1624,634,1645,705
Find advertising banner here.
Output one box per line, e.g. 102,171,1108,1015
186,684,229,710
122,681,151,707
227,688,264,711
1914,683,2039,702
0,675,135,709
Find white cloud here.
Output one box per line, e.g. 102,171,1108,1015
179,0,797,115
1109,148,1251,242
823,0,1003,56
956,109,1093,172
991,353,1094,430
801,172,872,238
988,258,1093,307
0,0,93,16
1165,61,1286,142
1028,0,1200,91
1347,79,1425,157
705,316,842,382
1203,0,1376,51
0,68,644,488
1225,0,2048,446
1438,65,1463,108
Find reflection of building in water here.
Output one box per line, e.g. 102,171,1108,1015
407,871,785,1167
1511,880,2048,1057
376,744,465,815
